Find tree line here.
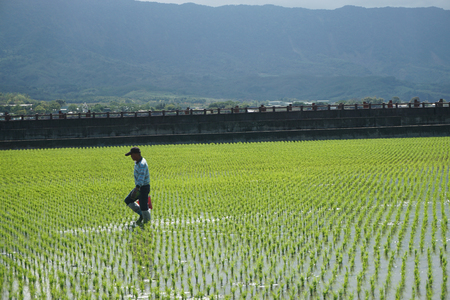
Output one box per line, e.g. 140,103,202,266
0,93,65,115
0,93,208,115
0,93,266,115
1,93,445,116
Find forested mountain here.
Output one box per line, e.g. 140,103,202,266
0,0,449,102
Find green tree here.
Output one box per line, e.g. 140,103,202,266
11,105,27,115
91,104,104,113
14,109,27,115
165,104,176,111
11,94,27,104
0,105,10,113
56,99,66,107
68,104,78,112
155,102,165,110
362,96,384,104
34,105,46,114
208,100,239,109
47,101,61,112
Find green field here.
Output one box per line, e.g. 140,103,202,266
1,138,449,299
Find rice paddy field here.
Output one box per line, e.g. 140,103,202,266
0,137,449,300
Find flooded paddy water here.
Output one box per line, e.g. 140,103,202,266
1,138,449,299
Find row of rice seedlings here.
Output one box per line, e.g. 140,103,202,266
1,137,449,299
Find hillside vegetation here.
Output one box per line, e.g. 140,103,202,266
0,0,449,102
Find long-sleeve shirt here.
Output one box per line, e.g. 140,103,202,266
134,157,150,187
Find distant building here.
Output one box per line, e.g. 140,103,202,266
6,104,33,107
268,101,292,107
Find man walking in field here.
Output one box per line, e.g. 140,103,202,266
124,147,151,225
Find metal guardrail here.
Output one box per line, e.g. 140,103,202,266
0,102,448,122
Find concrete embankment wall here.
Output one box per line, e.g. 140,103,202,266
1,107,449,149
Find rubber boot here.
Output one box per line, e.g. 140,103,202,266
128,203,143,223
142,210,151,224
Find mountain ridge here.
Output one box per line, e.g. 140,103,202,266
0,0,449,101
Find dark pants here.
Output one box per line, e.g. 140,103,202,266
124,184,150,211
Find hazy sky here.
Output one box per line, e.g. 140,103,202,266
141,0,450,10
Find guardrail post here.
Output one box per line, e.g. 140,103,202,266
327,105,331,111
35,114,39,120
120,112,124,118
300,106,303,111
218,108,220,115
204,109,207,115
245,107,248,113
93,112,96,118
382,103,386,109
148,111,152,117
354,104,358,110
176,110,179,116
422,103,426,108
272,106,276,112
50,113,53,120
106,112,110,118
162,110,165,116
